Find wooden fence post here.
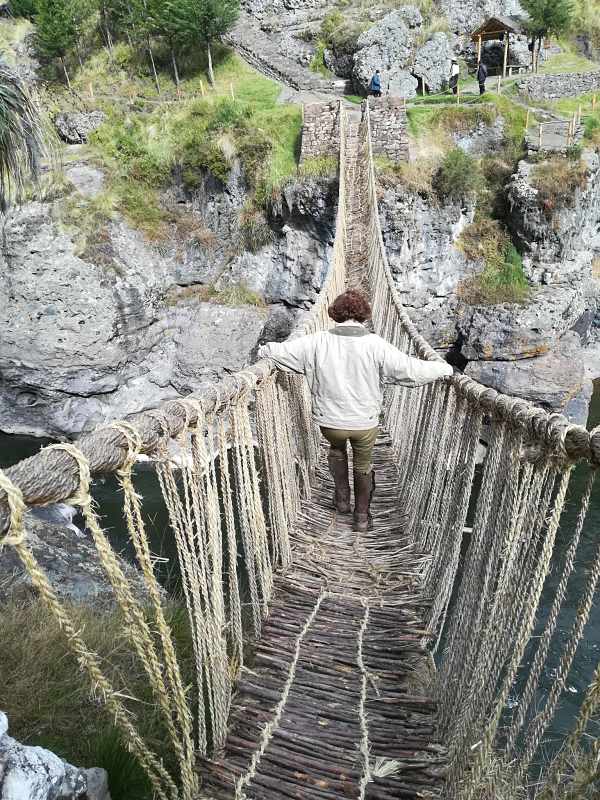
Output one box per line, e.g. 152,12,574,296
525,108,530,129
497,73,501,94
89,82,94,100
230,82,235,101
593,95,597,112
199,80,205,96
538,123,543,150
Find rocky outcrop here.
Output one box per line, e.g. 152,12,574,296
413,33,453,94
54,112,107,144
379,184,475,349
353,11,417,97
352,8,454,96
464,331,590,422
507,153,600,285
457,287,593,361
0,713,110,800
0,159,333,438
0,509,150,606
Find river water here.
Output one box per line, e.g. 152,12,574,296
1,381,599,748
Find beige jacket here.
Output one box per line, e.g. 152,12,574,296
258,322,453,430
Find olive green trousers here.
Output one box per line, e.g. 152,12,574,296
320,426,378,474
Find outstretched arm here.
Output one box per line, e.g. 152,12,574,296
379,339,453,387
258,336,315,375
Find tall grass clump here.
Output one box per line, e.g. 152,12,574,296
0,598,195,798
530,156,589,217
458,218,529,305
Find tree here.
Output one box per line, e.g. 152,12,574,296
165,0,239,85
0,64,47,210
197,0,239,85
521,0,574,71
34,0,79,87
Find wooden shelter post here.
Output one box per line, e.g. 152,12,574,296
503,34,509,78
477,35,482,64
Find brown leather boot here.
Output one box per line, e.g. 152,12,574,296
328,449,351,514
353,470,375,532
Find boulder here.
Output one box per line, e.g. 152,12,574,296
458,285,591,361
454,117,505,155
414,32,453,93
54,112,107,145
352,11,416,96
507,153,600,282
464,331,588,421
440,0,523,34
0,712,110,800
0,510,150,607
396,5,423,28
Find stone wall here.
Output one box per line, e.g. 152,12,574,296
366,97,410,162
300,102,341,161
518,71,600,101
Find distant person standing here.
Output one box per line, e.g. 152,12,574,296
369,70,382,98
449,59,460,95
477,61,488,95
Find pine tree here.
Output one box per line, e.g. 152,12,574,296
165,0,239,86
521,0,574,70
34,0,79,86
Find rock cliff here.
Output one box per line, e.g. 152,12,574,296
0,158,334,438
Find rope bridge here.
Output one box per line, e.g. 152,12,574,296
1,100,600,800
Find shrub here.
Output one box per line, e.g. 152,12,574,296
320,10,365,54
566,142,583,160
236,129,273,188
309,40,332,76
584,113,600,146
375,157,435,196
433,148,483,202
530,157,589,217
9,0,37,17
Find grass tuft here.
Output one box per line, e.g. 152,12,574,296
299,155,338,178
457,218,529,305
530,157,589,218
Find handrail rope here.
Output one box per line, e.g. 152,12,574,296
362,98,599,466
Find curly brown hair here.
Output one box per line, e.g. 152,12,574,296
328,290,372,323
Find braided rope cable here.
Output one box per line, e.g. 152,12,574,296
464,468,572,800
107,421,197,798
357,603,373,800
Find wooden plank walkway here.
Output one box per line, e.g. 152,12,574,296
201,434,447,799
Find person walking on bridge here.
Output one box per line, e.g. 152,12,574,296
258,290,452,533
